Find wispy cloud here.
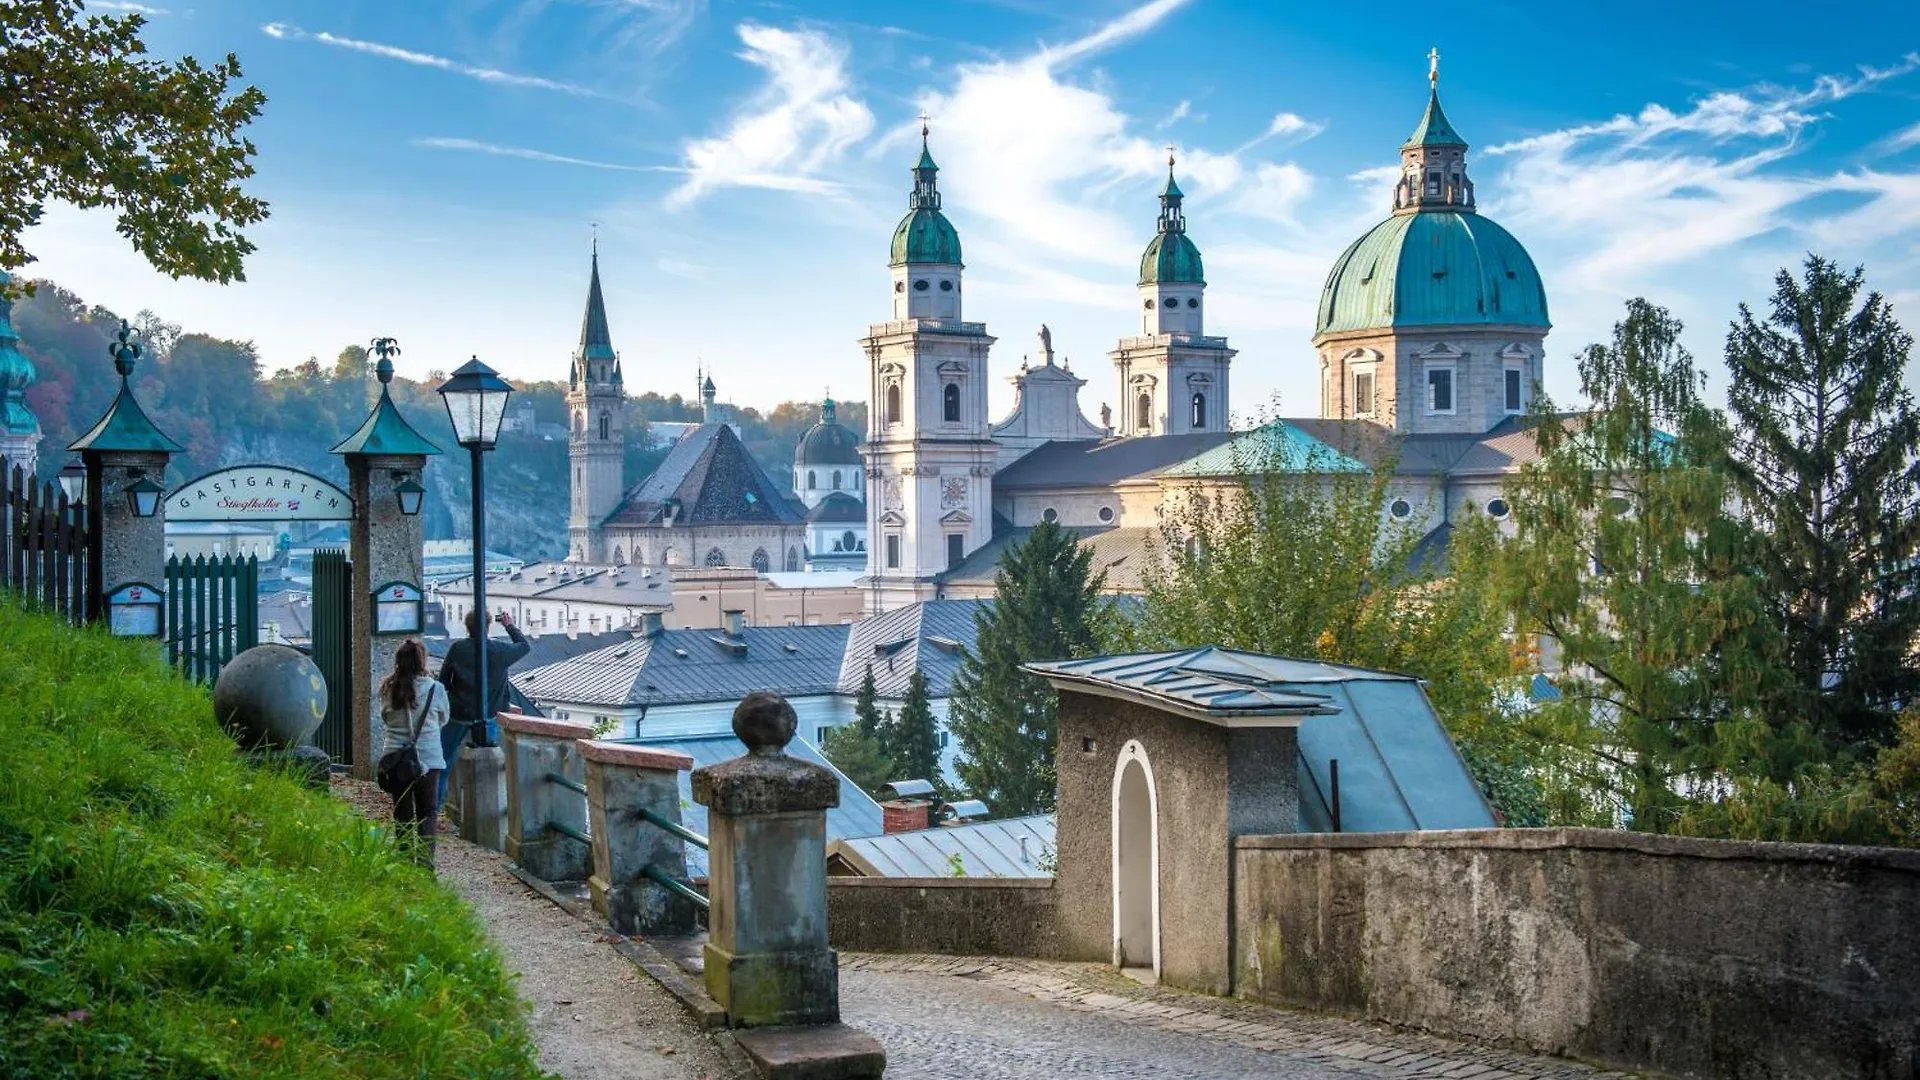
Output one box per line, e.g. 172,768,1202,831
1874,119,1920,156
414,137,676,173
666,23,875,207
1155,100,1192,130
86,1,167,14
1037,0,1196,68
260,23,606,98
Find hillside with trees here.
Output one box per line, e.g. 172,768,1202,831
14,281,863,561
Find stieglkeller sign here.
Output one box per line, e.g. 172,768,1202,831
166,466,355,522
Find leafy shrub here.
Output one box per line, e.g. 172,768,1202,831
0,600,550,1079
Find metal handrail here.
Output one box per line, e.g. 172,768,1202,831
636,806,708,850
545,771,587,795
545,821,590,845
643,863,709,910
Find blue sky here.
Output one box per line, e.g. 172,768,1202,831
29,0,1920,423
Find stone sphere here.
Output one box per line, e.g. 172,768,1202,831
213,644,328,750
732,690,796,754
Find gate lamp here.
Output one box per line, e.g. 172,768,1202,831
391,471,426,516
57,456,86,503
124,471,164,517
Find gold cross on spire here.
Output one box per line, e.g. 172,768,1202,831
1166,143,1177,170
918,110,931,138
1428,47,1440,86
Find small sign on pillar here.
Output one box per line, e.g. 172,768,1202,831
106,581,163,637
372,581,424,636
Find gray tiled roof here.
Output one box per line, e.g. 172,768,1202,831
514,623,850,708
603,423,805,528
939,526,1158,593
992,432,1232,490
839,599,988,697
828,813,1055,877
619,732,886,877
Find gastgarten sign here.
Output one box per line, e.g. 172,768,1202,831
167,466,355,522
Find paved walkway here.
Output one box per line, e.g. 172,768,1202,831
840,955,1639,1080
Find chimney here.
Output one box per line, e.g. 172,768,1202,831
881,800,930,835
641,610,665,637
724,608,746,637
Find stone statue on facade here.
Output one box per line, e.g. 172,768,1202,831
1038,324,1054,367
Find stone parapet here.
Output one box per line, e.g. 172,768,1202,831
581,738,700,937
499,710,592,882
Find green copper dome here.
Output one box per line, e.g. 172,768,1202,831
1315,211,1548,337
891,130,963,267
891,209,962,267
1139,231,1204,285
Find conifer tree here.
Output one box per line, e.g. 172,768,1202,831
821,664,899,797
1502,299,1779,830
948,521,1106,815
1723,257,1920,755
880,669,943,788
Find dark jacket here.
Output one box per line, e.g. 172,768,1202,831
437,626,531,723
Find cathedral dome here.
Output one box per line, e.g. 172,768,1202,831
890,208,962,267
1139,230,1204,286
795,399,861,467
1315,211,1547,338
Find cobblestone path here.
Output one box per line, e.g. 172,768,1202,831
840,955,1639,1080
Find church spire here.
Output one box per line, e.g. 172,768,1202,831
1393,50,1475,213
1157,148,1186,234
909,114,941,211
577,245,615,366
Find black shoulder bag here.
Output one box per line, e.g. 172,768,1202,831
376,683,439,796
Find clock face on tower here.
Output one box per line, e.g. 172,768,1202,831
941,476,967,509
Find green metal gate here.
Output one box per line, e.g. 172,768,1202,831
311,548,353,762
165,554,259,684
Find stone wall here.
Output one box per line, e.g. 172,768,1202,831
1233,828,1920,1079
826,878,1068,959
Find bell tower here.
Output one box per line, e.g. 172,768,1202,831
567,243,626,561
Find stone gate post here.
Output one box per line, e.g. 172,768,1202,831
331,343,438,778
69,321,178,630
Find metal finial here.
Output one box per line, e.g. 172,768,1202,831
918,110,930,139
109,320,140,377
369,337,400,385
591,221,599,256
1167,144,1177,171
1428,47,1440,86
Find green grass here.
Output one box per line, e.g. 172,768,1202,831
0,600,551,1079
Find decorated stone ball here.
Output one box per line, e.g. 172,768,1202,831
213,644,328,750
732,690,796,754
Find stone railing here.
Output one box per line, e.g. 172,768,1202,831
864,317,988,338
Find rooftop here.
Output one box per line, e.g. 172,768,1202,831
1025,647,1417,725
828,813,1056,878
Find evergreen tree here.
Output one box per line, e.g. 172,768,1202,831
852,665,884,739
1723,256,1920,755
819,722,895,799
1502,299,1780,831
884,669,943,788
948,520,1106,815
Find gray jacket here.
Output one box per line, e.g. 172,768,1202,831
437,626,531,723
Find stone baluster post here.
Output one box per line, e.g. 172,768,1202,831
581,739,698,937
500,711,593,880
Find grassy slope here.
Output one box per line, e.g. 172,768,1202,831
0,601,550,1079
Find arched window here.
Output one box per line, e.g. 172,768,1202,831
1190,392,1207,429
943,383,961,422
785,547,800,572
750,548,770,574
886,383,901,425
832,469,842,489
599,411,610,440
704,547,727,567
808,470,817,490
1136,393,1153,431
661,547,678,566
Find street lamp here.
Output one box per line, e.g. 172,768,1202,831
57,456,86,503
437,356,513,747
124,471,164,517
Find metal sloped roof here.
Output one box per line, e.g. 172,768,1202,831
838,599,987,698
992,432,1231,491
1027,647,1357,723
829,814,1056,878
602,422,805,528
939,526,1157,594
515,624,850,708
621,732,886,878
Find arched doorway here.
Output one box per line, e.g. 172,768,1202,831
1111,740,1160,978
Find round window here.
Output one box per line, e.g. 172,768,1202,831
914,279,930,291
894,281,905,293
1143,299,1155,310
1487,498,1511,519
1186,297,1199,309
1042,507,1059,524
1390,498,1412,520
1097,506,1115,524
939,280,953,292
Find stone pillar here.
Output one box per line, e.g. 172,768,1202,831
581,739,699,937
455,744,506,851
499,711,594,881
694,692,843,1028
344,452,428,779
86,449,170,620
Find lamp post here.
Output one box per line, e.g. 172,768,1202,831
437,356,512,745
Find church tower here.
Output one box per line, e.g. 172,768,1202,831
860,123,998,613
567,245,626,562
1110,154,1235,437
